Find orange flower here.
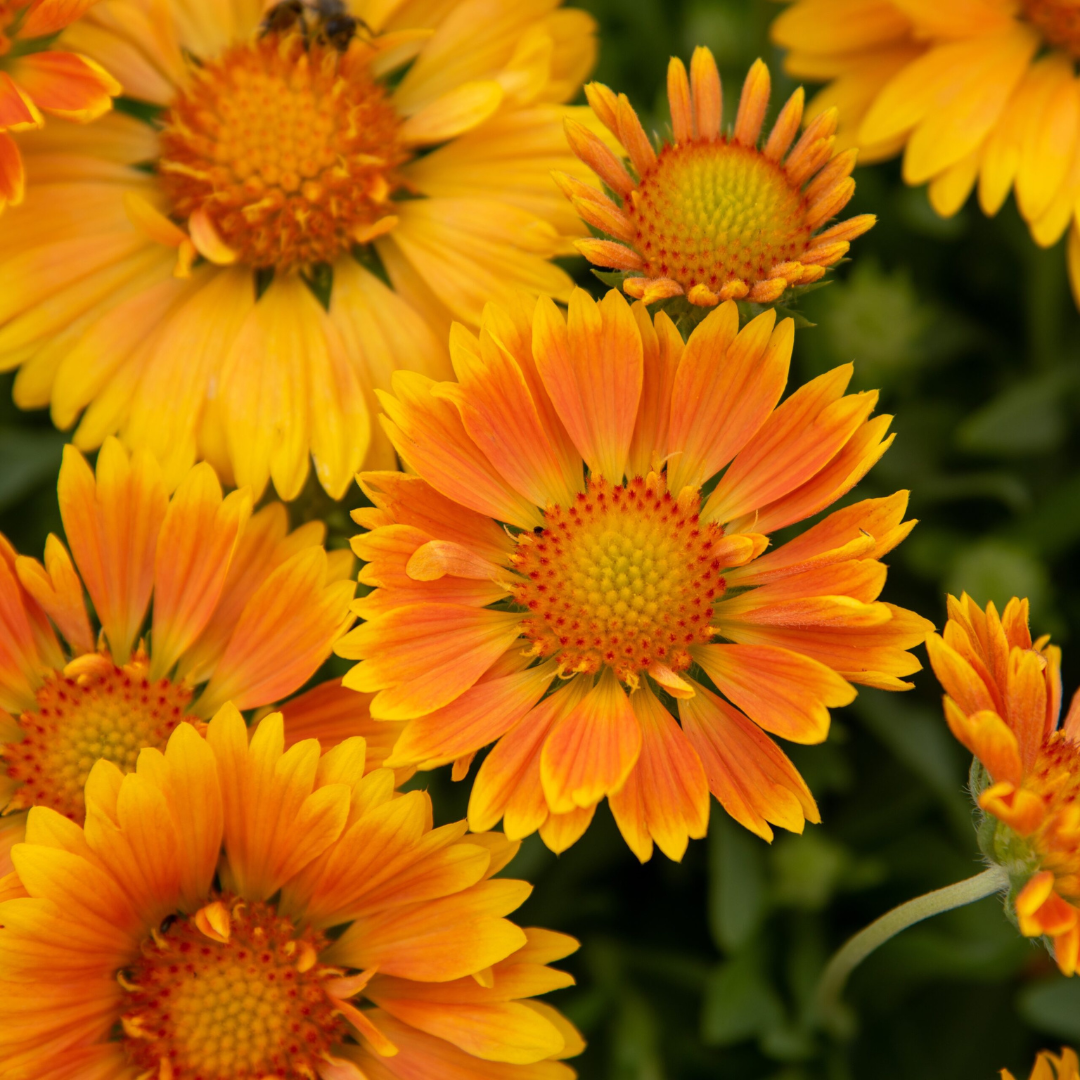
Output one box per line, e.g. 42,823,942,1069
0,0,602,501
0,706,583,1080
0,436,356,874
1003,1047,1080,1080
926,593,1080,974
337,288,932,861
771,0,1080,309
0,0,119,212
559,48,873,311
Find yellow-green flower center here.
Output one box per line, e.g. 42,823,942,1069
510,475,725,683
3,656,190,821
629,139,811,292
1021,0,1080,57
122,897,344,1080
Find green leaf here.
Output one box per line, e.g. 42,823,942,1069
957,369,1074,458
0,427,66,513
701,949,784,1047
708,805,767,952
1018,977,1080,1041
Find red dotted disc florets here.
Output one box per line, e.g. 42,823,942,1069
1021,0,1080,57
629,139,812,292
1021,733,1080,900
122,897,345,1080
158,32,405,270
3,655,190,821
510,474,726,683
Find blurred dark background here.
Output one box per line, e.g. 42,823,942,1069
5,0,1080,1076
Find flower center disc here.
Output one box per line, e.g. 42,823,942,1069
122,898,344,1080
510,476,725,682
1021,0,1080,57
3,657,190,821
629,140,812,291
1024,733,1080,897
158,32,404,270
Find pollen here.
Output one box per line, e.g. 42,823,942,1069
158,31,405,271
2,654,190,822
1020,0,1080,56
509,475,725,685
631,140,811,299
121,896,345,1080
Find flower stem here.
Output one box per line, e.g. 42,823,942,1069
814,864,1009,1037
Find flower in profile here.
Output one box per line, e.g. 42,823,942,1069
926,593,1080,974
0,436,355,873
559,48,873,313
337,288,931,861
1004,1048,1080,1080
0,0,601,501
0,0,119,213
771,0,1080,308
0,706,583,1079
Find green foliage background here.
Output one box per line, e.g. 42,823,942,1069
5,1,1080,1077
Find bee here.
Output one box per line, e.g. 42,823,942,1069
311,0,364,51
260,0,304,36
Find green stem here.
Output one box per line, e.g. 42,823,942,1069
814,864,1009,1037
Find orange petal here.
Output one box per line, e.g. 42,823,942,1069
386,661,557,770
680,679,819,840
627,306,683,477
196,547,355,716
58,438,168,665
380,372,543,531
8,52,119,122
439,319,582,508
667,56,693,143
689,46,722,141
942,700,1022,786
533,290,642,483
539,805,597,855
0,72,41,130
540,669,642,813
14,535,93,656
926,633,998,717
337,605,523,720
667,305,791,492
150,464,252,678
0,131,24,210
608,685,709,862
705,366,876,525
979,780,1046,838
692,643,854,744
19,0,103,37
734,58,770,147
1006,646,1049,774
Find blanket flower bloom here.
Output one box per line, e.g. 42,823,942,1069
337,288,932,861
926,593,1080,975
0,0,600,501
560,48,873,311
0,0,119,213
0,706,584,1080
0,436,356,874
771,0,1080,308
1003,1048,1080,1080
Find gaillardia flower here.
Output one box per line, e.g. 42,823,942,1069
0,0,119,212
0,436,355,872
0,707,584,1080
337,288,931,861
1004,1048,1080,1080
558,48,874,311
771,0,1080,307
926,593,1080,974
0,0,600,500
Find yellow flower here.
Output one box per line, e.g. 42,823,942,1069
0,0,600,500
0,707,584,1080
1003,1047,1080,1080
559,48,874,310
0,436,356,873
0,0,120,213
771,0,1080,308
